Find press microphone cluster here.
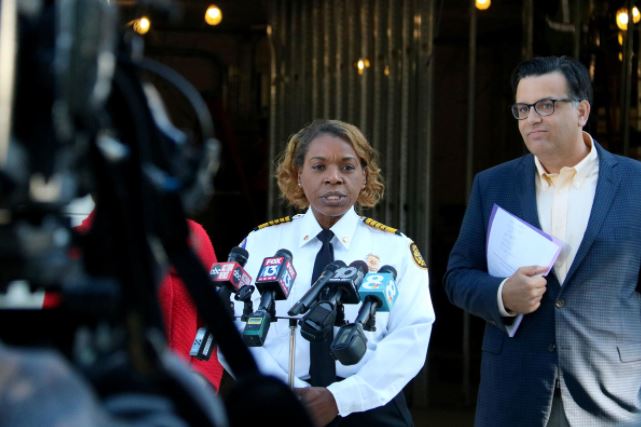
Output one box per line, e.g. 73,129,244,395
242,249,297,346
298,260,368,342
330,265,398,365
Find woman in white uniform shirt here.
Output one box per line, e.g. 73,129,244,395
235,119,434,426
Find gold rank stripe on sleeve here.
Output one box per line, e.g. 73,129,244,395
362,217,402,235
253,216,292,231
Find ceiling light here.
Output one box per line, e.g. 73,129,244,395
475,0,491,11
205,4,223,26
132,16,151,35
616,7,640,31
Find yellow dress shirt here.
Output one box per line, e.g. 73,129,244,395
534,132,599,284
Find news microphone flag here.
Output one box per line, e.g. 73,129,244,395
324,260,368,304
255,248,297,299
357,265,398,312
209,246,252,292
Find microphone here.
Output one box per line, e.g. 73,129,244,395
288,260,347,316
330,265,398,365
191,247,253,360
254,248,297,300
242,249,297,346
299,260,368,342
209,246,253,315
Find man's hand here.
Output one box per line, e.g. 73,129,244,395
293,387,339,427
502,265,548,314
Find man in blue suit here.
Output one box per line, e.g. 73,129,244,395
444,56,641,426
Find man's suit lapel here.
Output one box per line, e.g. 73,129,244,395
518,155,541,229
563,143,621,286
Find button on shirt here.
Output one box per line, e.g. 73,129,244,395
233,207,434,417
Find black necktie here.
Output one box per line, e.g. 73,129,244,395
309,228,336,387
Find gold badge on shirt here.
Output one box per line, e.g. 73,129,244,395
410,242,427,269
365,253,381,272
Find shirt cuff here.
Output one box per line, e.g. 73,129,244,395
497,278,517,317
327,379,363,417
294,377,311,388
327,376,389,417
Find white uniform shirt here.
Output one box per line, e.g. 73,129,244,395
233,207,434,417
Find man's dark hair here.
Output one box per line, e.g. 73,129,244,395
510,56,593,104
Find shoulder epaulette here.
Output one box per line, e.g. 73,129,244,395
362,217,402,235
253,215,293,231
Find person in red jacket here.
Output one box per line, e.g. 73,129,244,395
43,213,224,390
156,219,224,390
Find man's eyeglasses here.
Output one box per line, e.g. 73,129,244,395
510,98,575,120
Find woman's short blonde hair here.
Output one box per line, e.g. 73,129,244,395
276,119,384,210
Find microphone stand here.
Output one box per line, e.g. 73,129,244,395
288,317,297,388
273,315,300,388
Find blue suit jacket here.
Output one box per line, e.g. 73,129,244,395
444,142,641,426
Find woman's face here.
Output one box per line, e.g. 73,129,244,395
298,134,367,229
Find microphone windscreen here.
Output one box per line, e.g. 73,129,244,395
326,260,346,272
228,246,249,266
275,248,293,260
348,260,368,275
378,264,397,279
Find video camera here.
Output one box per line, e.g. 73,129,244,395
0,1,312,426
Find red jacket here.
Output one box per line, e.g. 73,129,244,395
44,214,224,390
157,219,223,389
